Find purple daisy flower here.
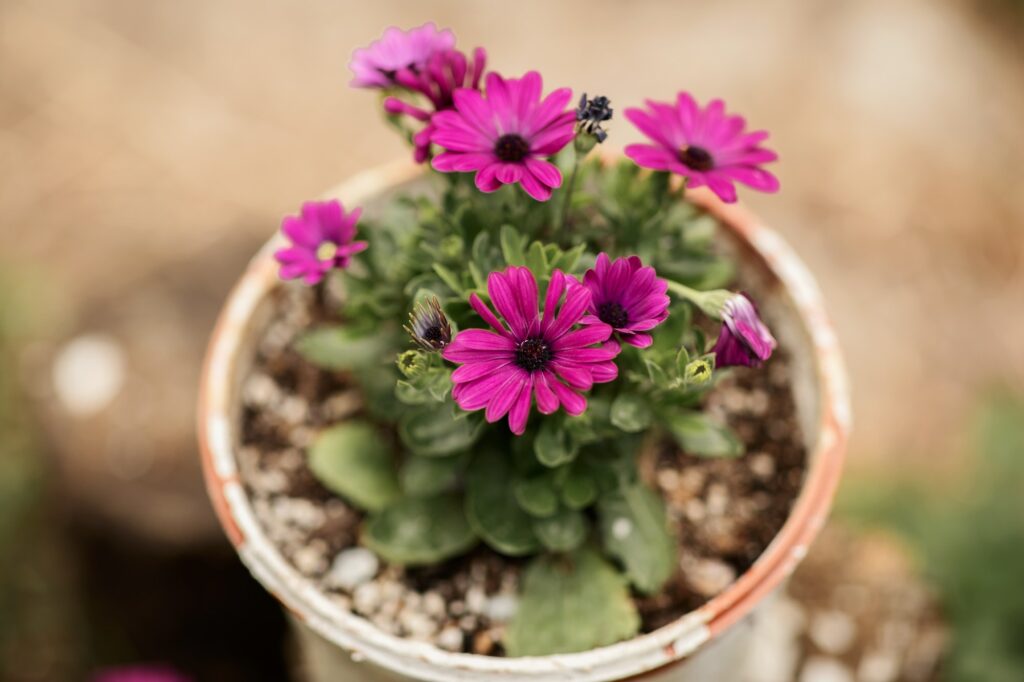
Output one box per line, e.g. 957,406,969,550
274,200,367,286
712,294,777,368
430,71,576,201
442,266,619,435
349,23,455,88
383,46,487,163
624,93,779,204
581,253,670,349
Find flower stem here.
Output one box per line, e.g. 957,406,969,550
556,147,581,232
665,280,732,319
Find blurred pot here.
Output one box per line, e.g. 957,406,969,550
198,160,850,681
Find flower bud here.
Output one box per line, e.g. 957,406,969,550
712,294,776,368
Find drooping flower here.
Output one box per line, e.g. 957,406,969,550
431,72,576,201
405,296,452,351
383,47,487,163
581,253,670,348
624,93,779,203
274,200,367,285
711,294,776,368
442,267,619,435
349,23,455,88
575,93,613,144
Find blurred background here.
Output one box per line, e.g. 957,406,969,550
1,0,1023,680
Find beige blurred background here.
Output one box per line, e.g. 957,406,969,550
4,0,1022,477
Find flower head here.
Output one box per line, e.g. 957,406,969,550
443,267,619,435
575,93,613,143
431,72,576,201
712,294,776,368
349,23,455,88
581,253,670,348
624,93,779,203
405,296,452,350
274,200,367,285
383,47,487,163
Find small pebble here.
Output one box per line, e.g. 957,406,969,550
293,544,328,575
465,586,487,614
326,548,380,591
611,517,633,540
422,591,446,618
353,582,382,615
705,483,729,516
437,625,464,651
857,651,900,682
809,609,857,655
684,499,706,522
685,558,736,597
484,594,519,622
472,630,494,655
749,452,776,479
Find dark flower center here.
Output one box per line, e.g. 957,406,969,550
420,325,445,345
679,145,714,172
598,302,629,329
495,134,530,162
515,338,552,371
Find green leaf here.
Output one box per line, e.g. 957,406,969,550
432,264,464,295
465,449,541,556
610,394,653,433
533,508,587,552
505,548,640,656
295,327,385,371
307,422,399,512
400,453,465,496
500,225,527,266
598,482,676,594
533,417,577,467
560,469,597,509
514,476,559,518
363,494,477,565
674,347,691,376
399,404,481,457
665,412,744,457
525,241,548,275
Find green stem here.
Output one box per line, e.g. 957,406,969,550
556,148,581,232
665,280,732,319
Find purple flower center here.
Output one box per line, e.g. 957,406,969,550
515,338,551,371
679,145,714,172
598,302,629,329
495,134,530,162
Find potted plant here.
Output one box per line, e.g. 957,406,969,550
199,23,849,682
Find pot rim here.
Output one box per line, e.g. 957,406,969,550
198,159,850,681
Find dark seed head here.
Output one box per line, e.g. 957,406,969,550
575,93,613,144
598,302,629,329
405,297,452,351
494,134,530,162
679,145,714,172
515,338,552,371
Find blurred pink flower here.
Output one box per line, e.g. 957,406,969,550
624,93,779,203
384,47,487,163
581,253,670,348
349,23,455,88
274,200,367,285
431,71,576,201
443,267,619,435
712,293,776,367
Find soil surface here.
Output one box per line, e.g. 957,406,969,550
238,281,807,655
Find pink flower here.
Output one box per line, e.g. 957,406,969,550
581,254,670,348
443,267,619,435
349,23,455,88
384,47,487,163
624,93,779,204
90,666,192,682
274,200,367,285
431,72,576,201
712,294,776,367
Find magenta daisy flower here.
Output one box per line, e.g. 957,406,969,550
442,267,619,435
581,253,670,349
712,294,776,368
274,200,367,286
349,23,455,88
430,71,576,201
624,93,779,204
383,47,487,163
